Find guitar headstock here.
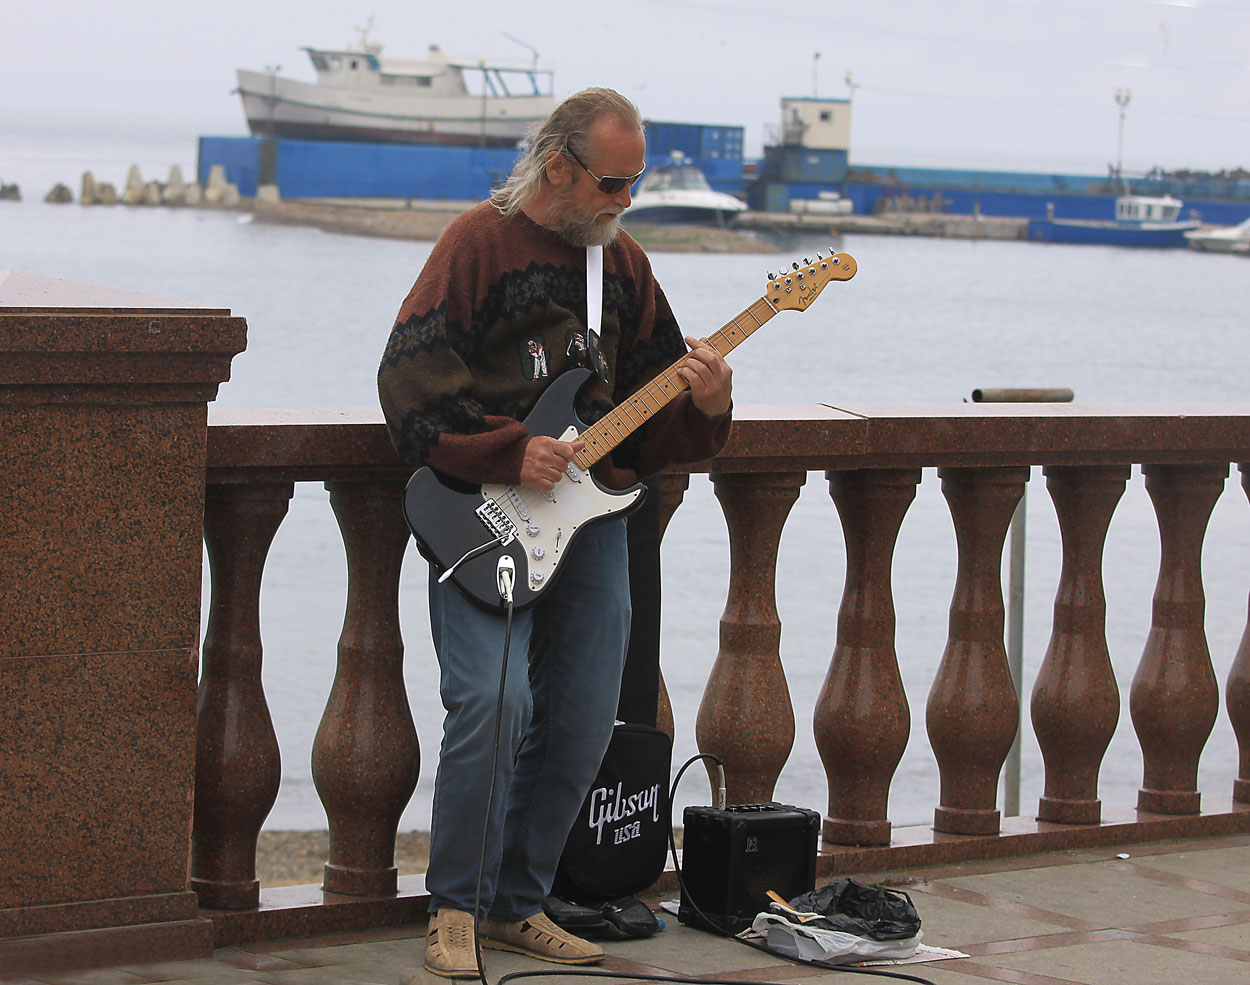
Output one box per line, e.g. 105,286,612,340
765,251,857,312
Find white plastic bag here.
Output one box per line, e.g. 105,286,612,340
751,912,922,965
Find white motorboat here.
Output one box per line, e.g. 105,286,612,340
624,161,748,226
1185,216,1250,254
236,26,555,147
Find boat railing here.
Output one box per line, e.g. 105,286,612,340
190,402,1250,941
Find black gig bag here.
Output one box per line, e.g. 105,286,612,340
552,722,672,903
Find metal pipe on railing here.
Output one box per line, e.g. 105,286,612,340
971,386,1074,816
972,387,1075,403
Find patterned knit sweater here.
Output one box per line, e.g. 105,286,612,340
378,202,731,489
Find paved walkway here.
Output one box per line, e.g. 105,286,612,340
7,835,1250,985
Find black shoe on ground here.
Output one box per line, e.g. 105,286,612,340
542,895,607,930
595,896,661,939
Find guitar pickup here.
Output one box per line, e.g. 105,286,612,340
504,486,531,521
476,499,518,546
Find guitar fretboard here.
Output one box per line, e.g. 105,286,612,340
574,296,777,470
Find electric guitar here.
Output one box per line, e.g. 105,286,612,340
403,250,858,611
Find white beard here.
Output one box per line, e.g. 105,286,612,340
548,193,623,248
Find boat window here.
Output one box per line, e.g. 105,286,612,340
820,110,833,122
638,166,713,193
310,54,329,71
329,55,342,71
380,75,433,87
350,59,358,70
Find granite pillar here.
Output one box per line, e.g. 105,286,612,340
928,466,1029,835
313,480,420,896
193,482,293,909
696,471,802,804
0,271,246,971
1131,463,1225,814
1032,466,1127,824
817,469,920,847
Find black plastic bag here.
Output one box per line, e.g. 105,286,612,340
788,878,921,941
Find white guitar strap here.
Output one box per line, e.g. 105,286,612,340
584,245,607,383
586,245,603,346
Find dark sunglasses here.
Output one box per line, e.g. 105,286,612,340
566,147,646,194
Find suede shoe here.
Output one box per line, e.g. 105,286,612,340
482,911,604,965
422,908,480,979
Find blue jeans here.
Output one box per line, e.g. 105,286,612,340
425,518,630,921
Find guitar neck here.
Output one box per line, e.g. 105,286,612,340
574,296,776,470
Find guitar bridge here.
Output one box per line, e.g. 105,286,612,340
476,499,518,546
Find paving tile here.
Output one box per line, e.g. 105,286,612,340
906,885,1075,947
979,937,1250,985
599,921,783,976
939,858,1250,928
1166,921,1250,955
14,971,147,985
254,937,420,969
1124,845,1250,897
247,962,402,985
765,959,987,985
212,952,313,975
117,958,264,983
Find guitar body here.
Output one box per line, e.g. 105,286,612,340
403,368,647,612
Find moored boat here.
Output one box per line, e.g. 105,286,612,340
236,26,555,147
1027,193,1201,248
1185,216,1250,254
624,161,748,226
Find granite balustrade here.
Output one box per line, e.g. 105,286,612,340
189,402,1250,946
8,271,1250,969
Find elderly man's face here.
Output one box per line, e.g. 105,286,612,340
549,119,646,247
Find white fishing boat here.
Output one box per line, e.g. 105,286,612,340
236,25,555,147
624,160,748,227
1027,194,1201,248
1185,216,1250,254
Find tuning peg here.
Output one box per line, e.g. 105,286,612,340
803,257,810,265
792,261,800,270
767,271,776,280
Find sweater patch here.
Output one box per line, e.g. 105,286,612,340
519,336,550,381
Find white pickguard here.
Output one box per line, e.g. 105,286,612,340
480,426,643,592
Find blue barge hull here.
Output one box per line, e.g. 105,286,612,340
1026,218,1198,248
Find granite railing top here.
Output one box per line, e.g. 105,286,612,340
204,403,1250,482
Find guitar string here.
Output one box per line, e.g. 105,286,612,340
572,297,776,471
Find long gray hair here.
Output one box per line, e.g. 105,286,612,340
491,87,642,215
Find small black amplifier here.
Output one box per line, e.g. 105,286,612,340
678,802,820,933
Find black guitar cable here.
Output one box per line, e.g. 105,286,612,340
457,550,936,985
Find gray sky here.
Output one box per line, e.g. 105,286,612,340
5,0,1248,175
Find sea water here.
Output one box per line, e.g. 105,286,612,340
4,154,1250,833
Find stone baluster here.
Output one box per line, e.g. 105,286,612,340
928,466,1029,835
696,471,804,804
655,473,691,741
192,482,293,909
313,481,421,895
1032,466,1128,824
1131,464,1225,814
1231,465,1250,804
817,469,921,846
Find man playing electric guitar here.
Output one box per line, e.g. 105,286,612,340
378,87,732,979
